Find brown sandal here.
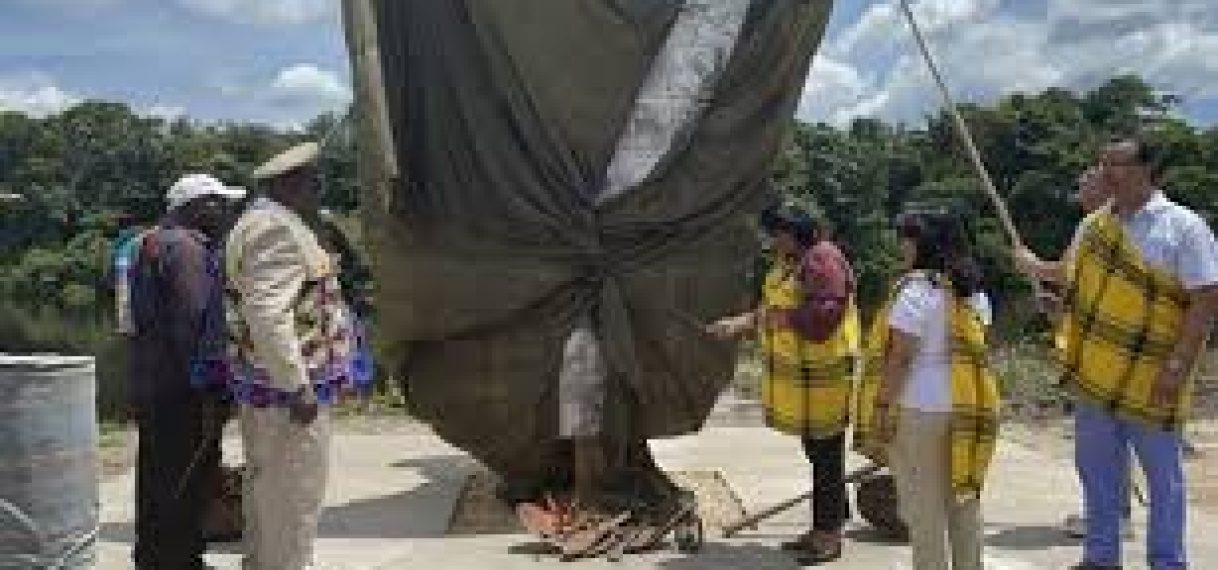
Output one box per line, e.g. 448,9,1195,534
558,511,631,561
517,502,562,538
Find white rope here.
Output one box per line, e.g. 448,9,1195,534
896,0,1025,250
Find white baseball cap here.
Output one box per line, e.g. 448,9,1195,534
165,174,246,212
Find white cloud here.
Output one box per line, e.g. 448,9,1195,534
14,0,126,12
799,0,1218,125
0,73,80,118
211,64,349,126
799,57,870,127
833,0,1000,63
267,64,350,108
178,0,335,26
145,104,188,120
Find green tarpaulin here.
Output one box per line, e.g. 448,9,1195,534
343,0,833,479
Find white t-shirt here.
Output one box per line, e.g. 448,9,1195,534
1068,192,1218,290
888,275,992,413
1113,192,1218,290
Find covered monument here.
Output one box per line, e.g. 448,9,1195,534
342,0,833,551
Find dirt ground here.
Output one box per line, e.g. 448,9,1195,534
1184,422,1218,511
1004,418,1218,516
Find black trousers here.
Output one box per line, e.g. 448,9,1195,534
133,391,219,570
802,432,850,532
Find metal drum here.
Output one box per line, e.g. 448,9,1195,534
0,355,99,569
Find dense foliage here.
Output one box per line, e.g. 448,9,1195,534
769,76,1217,330
2,76,1215,418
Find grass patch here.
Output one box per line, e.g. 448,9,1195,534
991,342,1067,419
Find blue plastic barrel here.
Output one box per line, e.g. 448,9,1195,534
0,355,99,569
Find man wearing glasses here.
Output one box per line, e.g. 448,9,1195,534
1019,138,1218,570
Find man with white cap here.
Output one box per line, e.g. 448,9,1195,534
128,174,245,570
224,142,359,569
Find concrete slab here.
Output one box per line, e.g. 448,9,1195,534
96,425,1218,569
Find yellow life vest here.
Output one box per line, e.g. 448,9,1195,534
854,272,1000,501
759,257,861,438
1059,212,1194,431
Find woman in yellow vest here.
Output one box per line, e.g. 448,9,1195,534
709,203,860,564
855,209,998,570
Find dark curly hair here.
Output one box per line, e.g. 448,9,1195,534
895,209,983,299
760,203,820,248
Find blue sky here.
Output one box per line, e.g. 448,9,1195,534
0,0,349,125
2,0,1217,128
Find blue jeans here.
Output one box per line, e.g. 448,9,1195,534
1075,401,1187,569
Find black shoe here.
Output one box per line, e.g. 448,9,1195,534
791,531,842,566
134,560,214,570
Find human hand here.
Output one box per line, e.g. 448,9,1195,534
706,315,750,340
859,403,895,466
1013,247,1043,278
1151,362,1185,409
288,388,320,425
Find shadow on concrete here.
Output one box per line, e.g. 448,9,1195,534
656,541,802,570
505,541,560,556
843,525,911,546
985,524,1079,551
318,454,473,539
97,521,243,555
731,522,909,547
98,521,134,546
102,454,475,546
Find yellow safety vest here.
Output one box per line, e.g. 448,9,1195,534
759,258,861,438
1059,212,1194,431
854,272,1000,501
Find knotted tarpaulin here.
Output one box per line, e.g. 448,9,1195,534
343,0,833,479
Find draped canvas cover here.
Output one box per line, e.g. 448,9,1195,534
343,0,833,478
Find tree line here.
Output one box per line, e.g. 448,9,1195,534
1,75,1215,417
769,75,1217,330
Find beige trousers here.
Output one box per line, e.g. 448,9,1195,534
890,409,983,570
239,405,331,570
